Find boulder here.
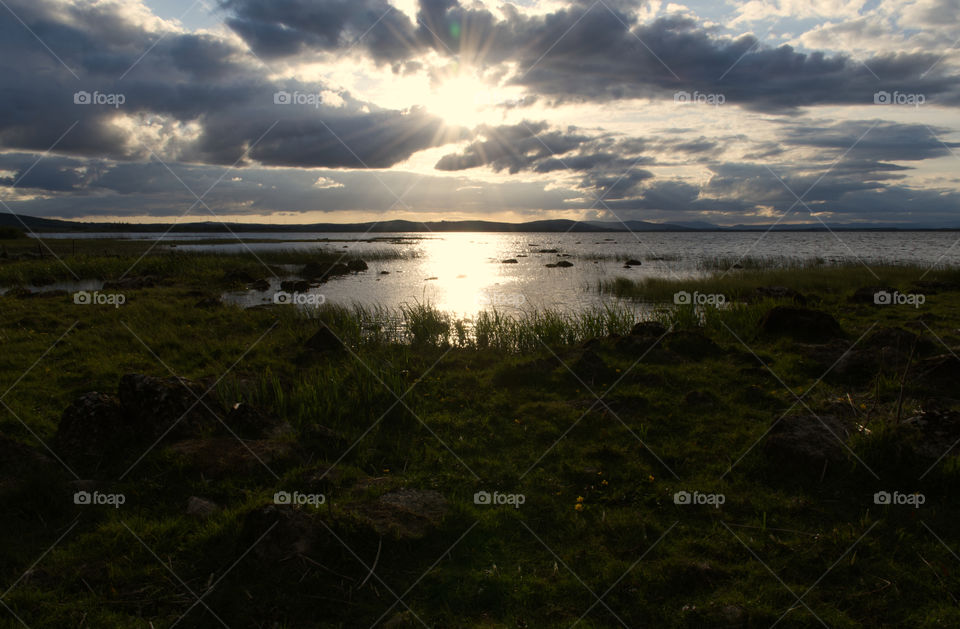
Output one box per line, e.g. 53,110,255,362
279,280,310,293
352,489,448,539
764,414,852,469
625,259,643,266
346,259,368,272
848,286,895,305
759,306,844,343
117,373,220,440
501,259,518,264
186,496,220,519
663,331,723,360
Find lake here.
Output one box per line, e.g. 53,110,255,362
30,231,960,314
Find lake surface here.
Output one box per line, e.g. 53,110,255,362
30,231,960,315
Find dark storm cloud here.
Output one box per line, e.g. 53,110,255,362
782,120,960,162
222,0,960,112
0,0,460,168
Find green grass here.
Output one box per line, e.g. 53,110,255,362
3,255,960,627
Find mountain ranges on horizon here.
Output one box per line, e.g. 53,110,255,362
2,213,959,233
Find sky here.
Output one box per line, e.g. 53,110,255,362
1,0,959,226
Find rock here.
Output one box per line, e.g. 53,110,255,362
225,402,280,438
538,249,558,253
501,259,518,264
186,496,220,519
749,286,807,305
570,349,615,385
241,504,321,562
848,285,895,305
250,279,270,291
194,296,221,309
625,259,643,266
346,259,368,272
910,353,960,394
546,260,574,268
759,306,844,343
304,326,344,353
901,411,960,460
663,331,723,360
117,374,219,440
102,276,157,290
325,263,350,277
55,392,130,470
222,269,254,285
379,271,390,275
303,262,349,280
352,489,448,539
765,414,852,469
630,321,668,337
279,280,310,293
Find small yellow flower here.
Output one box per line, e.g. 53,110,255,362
576,496,584,503
574,503,584,512
648,475,655,482
601,479,608,486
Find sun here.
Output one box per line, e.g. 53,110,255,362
426,73,496,128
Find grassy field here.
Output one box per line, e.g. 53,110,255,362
2,238,960,627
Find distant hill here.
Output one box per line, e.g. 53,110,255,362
1,213,958,233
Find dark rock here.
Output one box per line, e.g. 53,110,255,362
749,286,807,305
222,269,254,285
570,349,615,385
663,331,723,360
765,414,852,469
501,259,518,264
380,270,390,275
546,260,574,268
849,285,895,304
538,249,558,253
625,259,643,266
346,259,368,272
352,489,448,539
186,496,220,519
279,280,310,293
304,326,344,353
326,263,350,277
225,402,280,438
250,279,270,291
910,353,960,394
117,373,220,441
194,296,221,309
759,306,844,343
55,393,130,470
241,504,321,562
902,411,960,459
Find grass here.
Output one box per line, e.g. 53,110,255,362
0,237,408,287
3,250,960,627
